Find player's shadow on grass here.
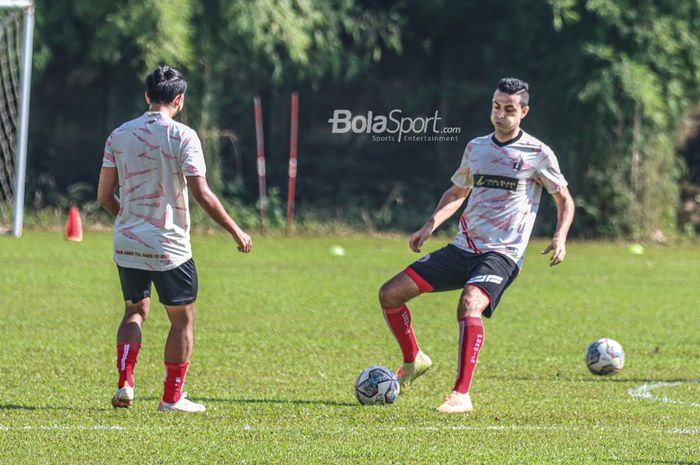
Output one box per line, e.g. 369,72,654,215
209,398,357,407
0,404,112,411
0,404,39,411
139,396,356,407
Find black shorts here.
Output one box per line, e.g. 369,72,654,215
405,244,519,317
117,258,198,306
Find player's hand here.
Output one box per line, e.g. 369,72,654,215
409,224,433,253
541,236,566,266
233,229,252,253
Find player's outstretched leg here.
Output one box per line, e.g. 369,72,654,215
437,285,489,413
379,272,432,393
112,299,148,408
158,303,205,413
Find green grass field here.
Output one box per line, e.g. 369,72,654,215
1,232,698,464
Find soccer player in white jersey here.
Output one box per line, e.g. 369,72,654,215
97,66,252,413
378,78,575,413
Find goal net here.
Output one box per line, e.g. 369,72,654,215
0,1,33,237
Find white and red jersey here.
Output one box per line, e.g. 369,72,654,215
450,130,567,268
101,111,206,271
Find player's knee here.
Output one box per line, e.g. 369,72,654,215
168,305,195,329
458,287,489,319
378,282,401,309
378,282,390,307
125,299,149,321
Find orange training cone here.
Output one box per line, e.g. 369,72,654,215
65,207,83,242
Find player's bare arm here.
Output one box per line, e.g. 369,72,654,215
541,186,575,267
97,167,120,217
187,175,252,253
409,184,470,253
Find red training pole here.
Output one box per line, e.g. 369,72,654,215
253,96,267,231
286,91,299,235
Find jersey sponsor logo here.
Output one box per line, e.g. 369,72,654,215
417,254,431,263
473,174,519,191
468,274,504,285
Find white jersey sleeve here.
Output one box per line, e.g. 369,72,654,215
450,143,474,189
102,131,117,168
534,146,567,194
180,129,206,177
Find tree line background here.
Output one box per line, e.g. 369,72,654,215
21,0,700,238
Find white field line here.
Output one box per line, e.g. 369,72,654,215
0,425,127,431
628,380,700,408
379,425,699,435
0,424,697,435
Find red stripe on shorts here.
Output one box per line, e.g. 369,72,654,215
404,267,434,293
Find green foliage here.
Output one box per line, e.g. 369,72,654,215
36,0,193,70
549,0,700,238
218,0,402,81
548,0,580,31
180,0,403,199
23,0,700,239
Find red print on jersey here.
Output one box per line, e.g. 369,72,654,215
483,192,512,204
123,163,157,180
161,150,177,161
133,210,168,229
124,181,147,195
137,151,158,161
133,132,159,151
127,184,165,202
119,226,154,249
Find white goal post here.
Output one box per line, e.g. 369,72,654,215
0,0,33,237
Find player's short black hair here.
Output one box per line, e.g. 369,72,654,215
497,77,529,106
145,66,188,104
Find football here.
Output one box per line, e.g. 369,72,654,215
585,338,625,375
354,366,400,405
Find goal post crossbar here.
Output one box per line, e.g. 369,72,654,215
0,2,33,9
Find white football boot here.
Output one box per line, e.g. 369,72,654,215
157,392,206,413
436,391,473,413
111,383,134,408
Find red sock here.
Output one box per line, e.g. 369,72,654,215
163,362,189,403
116,342,141,388
383,304,420,363
453,317,484,394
